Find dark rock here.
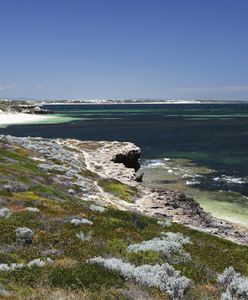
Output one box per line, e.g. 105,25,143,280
20,105,53,114
112,149,141,171
135,173,144,182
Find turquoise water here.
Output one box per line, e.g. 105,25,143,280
1,103,248,226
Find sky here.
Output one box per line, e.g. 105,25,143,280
0,0,248,100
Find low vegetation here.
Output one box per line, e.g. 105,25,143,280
98,178,139,203
0,139,248,299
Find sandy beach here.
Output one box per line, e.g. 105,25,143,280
0,112,54,127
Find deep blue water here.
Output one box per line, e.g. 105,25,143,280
1,103,248,195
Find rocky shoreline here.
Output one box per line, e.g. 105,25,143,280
1,135,248,245
0,99,52,114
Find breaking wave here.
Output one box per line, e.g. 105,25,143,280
141,158,170,168
142,158,247,188
213,175,245,185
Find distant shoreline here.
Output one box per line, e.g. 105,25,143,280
43,101,248,105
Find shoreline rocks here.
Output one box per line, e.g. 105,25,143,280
112,148,141,171
0,100,53,115
1,135,248,245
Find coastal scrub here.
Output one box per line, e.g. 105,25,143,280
0,136,248,299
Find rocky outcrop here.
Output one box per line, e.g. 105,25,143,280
135,173,144,182
18,105,52,114
0,136,140,209
0,100,52,114
1,135,248,245
112,148,141,171
133,188,248,245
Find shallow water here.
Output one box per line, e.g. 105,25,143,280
139,157,248,227
1,103,248,226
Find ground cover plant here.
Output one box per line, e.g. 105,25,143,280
0,139,248,299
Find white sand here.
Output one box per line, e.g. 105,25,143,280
0,112,53,126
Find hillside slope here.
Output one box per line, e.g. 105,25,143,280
0,136,248,299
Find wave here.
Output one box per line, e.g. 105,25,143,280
142,158,247,190
141,158,170,168
213,175,245,185
185,180,201,185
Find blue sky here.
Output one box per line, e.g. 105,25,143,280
0,0,248,100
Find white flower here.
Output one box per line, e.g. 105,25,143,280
89,204,106,212
76,231,92,241
157,219,171,227
25,207,40,213
127,232,191,262
218,267,248,299
27,258,53,268
0,208,12,219
71,218,93,226
90,257,191,299
0,258,53,272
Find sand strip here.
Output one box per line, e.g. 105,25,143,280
0,113,54,127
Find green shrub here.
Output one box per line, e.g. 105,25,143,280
0,189,12,196
98,179,139,203
101,217,125,229
107,239,128,254
49,263,124,290
3,266,45,286
126,250,164,266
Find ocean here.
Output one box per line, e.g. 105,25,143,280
1,103,248,227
